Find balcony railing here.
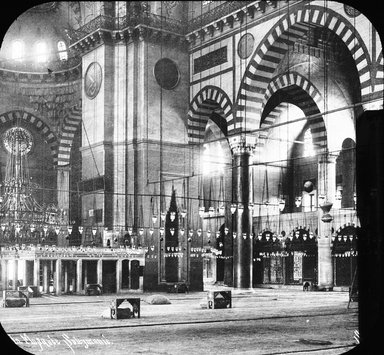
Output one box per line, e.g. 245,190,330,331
187,1,251,32
68,2,266,44
68,13,186,45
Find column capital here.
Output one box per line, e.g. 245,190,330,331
228,135,256,155
56,165,71,172
318,151,339,164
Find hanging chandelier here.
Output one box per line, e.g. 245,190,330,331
0,126,66,242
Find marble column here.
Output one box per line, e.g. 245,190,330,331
139,259,144,291
43,261,49,293
76,259,82,293
83,261,88,286
230,138,254,289
22,260,30,286
64,262,68,293
1,260,7,290
317,153,337,290
12,260,18,290
50,260,54,293
56,259,62,295
71,262,76,293
116,259,122,294
97,259,103,285
33,259,40,288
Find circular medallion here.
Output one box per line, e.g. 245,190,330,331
238,33,255,59
3,127,33,156
84,62,103,99
344,5,360,18
154,58,180,90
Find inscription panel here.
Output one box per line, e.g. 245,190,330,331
194,47,227,74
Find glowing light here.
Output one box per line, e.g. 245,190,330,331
303,129,315,157
35,41,48,63
201,143,226,175
57,41,68,61
7,260,15,280
12,40,23,61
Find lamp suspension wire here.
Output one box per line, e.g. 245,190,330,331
322,0,329,201
124,2,130,235
114,3,119,235
198,0,203,221
159,2,164,219
143,1,150,247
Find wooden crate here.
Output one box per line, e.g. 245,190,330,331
3,290,30,308
110,298,140,319
207,291,232,309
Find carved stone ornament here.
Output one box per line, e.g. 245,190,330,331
228,135,256,155
163,1,179,17
344,5,360,18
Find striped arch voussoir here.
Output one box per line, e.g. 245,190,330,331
187,86,232,143
260,74,327,152
0,110,58,161
236,5,370,130
57,103,82,166
262,73,323,113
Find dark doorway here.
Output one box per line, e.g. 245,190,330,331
82,260,97,287
25,260,34,286
122,260,130,289
253,258,264,285
302,255,317,282
285,255,294,284
334,256,357,287
130,260,140,290
102,260,116,293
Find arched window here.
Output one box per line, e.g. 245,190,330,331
303,129,315,157
35,41,47,62
57,41,67,61
12,40,24,61
201,142,225,175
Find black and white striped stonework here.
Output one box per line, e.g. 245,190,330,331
57,104,82,166
0,110,58,162
374,50,383,95
235,5,371,134
259,72,327,153
187,86,232,143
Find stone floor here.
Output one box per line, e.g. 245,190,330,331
0,285,359,355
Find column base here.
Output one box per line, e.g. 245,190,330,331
232,287,255,292
317,285,334,291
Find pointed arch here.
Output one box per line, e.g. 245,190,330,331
187,86,232,143
262,72,324,114
259,73,327,152
234,4,374,133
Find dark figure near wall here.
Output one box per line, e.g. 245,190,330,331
303,281,310,291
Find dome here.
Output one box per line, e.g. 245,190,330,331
0,2,81,73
